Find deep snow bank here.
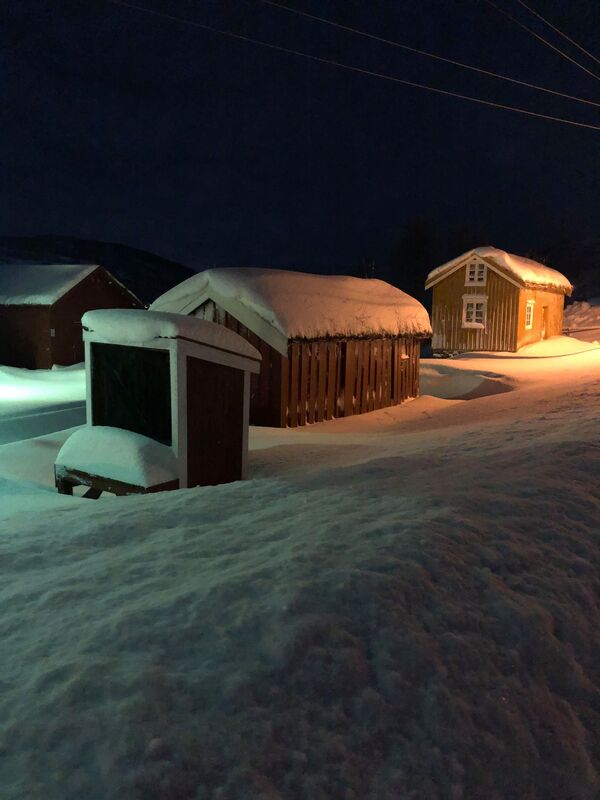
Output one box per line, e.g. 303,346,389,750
2,342,600,799
2,374,600,799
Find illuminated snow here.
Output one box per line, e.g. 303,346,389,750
82,309,262,359
0,364,85,444
1,335,600,798
55,426,179,488
426,246,573,293
151,267,432,340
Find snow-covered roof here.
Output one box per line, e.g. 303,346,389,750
82,309,261,361
151,268,432,354
425,247,572,294
0,263,99,305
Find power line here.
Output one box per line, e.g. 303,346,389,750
260,0,600,108
482,0,600,83
514,0,600,67
106,0,600,131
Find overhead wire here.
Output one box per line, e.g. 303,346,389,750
482,0,600,83
513,0,600,67
259,0,600,108
106,0,600,132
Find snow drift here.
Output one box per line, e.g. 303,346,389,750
1,340,600,800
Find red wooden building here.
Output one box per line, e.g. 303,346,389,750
0,263,142,369
151,268,431,427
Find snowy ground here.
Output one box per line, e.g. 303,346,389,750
0,363,85,445
564,299,600,343
1,337,600,800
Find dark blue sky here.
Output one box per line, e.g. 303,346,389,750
1,0,599,275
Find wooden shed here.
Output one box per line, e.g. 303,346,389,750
54,309,261,496
151,268,431,427
0,263,142,369
425,247,572,353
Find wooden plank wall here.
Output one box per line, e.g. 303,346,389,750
283,337,420,427
195,300,421,428
431,266,519,352
196,301,285,426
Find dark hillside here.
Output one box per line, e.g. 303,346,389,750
0,235,195,305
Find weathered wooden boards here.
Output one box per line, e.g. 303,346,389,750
283,337,420,428
207,301,421,429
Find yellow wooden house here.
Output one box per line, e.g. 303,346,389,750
425,247,572,353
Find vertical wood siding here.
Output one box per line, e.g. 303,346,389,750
431,264,520,352
195,300,285,427
196,300,421,428
0,267,140,369
283,337,420,427
51,267,142,366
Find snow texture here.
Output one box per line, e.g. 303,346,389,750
0,363,85,445
82,309,262,360
151,268,432,339
1,336,600,800
426,247,573,293
564,299,600,342
55,425,178,487
0,263,98,305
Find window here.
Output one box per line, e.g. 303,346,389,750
462,298,487,329
465,260,487,285
525,300,535,330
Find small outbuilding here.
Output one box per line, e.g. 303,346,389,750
425,247,572,353
151,268,431,427
0,263,142,369
54,309,261,496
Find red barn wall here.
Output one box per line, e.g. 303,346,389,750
50,267,142,366
0,306,52,369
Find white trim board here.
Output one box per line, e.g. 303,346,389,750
425,251,522,290
177,287,289,356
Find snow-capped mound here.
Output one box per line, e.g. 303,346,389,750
151,268,432,341
55,426,178,488
426,247,573,294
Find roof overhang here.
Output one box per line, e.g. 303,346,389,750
425,251,522,290
425,251,571,295
175,286,290,356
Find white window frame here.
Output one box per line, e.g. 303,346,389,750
462,296,487,329
525,300,535,330
465,260,487,286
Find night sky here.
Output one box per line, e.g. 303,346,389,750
2,0,599,280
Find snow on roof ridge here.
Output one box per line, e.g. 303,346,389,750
426,247,572,293
0,262,100,305
151,267,432,340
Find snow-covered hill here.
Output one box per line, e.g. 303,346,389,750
1,337,600,799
